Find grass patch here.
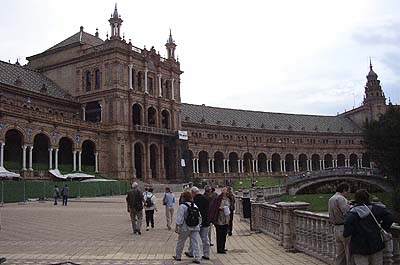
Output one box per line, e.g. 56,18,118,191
281,193,394,212
233,177,285,190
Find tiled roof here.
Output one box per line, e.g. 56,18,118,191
182,103,361,133
47,31,104,51
0,60,75,101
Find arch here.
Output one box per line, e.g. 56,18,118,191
214,151,224,173
337,154,345,167
147,107,157,127
299,154,307,172
58,137,73,172
350,153,358,167
243,152,253,173
150,144,158,178
82,140,96,172
164,146,172,179
198,151,209,173
311,154,320,171
132,103,143,126
4,129,24,170
134,142,144,179
161,110,170,129
362,153,370,168
228,152,239,173
257,153,267,172
324,154,333,169
285,154,294,172
32,133,50,170
183,149,194,178
271,153,281,172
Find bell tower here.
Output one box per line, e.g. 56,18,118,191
363,59,386,120
165,29,177,60
109,3,123,40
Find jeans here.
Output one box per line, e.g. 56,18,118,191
129,208,143,232
215,224,228,253
175,230,201,261
62,195,68,206
54,196,58,205
165,206,174,229
334,225,351,265
145,210,155,228
188,226,211,258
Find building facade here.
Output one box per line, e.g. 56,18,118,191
0,6,387,183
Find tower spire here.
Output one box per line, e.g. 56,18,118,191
369,56,373,71
165,29,177,60
109,3,123,39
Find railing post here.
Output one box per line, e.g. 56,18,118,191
275,202,310,251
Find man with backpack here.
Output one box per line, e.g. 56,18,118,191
143,187,157,231
185,186,211,260
173,191,202,264
126,182,144,235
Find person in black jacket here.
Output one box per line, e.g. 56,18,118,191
344,189,394,265
185,186,211,260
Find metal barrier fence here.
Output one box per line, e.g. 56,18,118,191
0,180,130,204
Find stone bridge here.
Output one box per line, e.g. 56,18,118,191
286,167,393,195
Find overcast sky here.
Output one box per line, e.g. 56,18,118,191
1,0,399,115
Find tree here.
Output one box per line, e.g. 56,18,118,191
363,104,400,181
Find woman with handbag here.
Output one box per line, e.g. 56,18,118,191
163,187,176,230
344,189,394,265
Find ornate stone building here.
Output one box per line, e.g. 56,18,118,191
0,6,387,183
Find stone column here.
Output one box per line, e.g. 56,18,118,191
322,160,325,170
196,159,200,173
255,160,259,173
22,145,27,170
241,160,244,174
192,159,196,174
82,104,86,121
319,160,322,170
72,150,76,171
158,74,162,97
49,148,53,169
370,162,373,168
208,159,211,173
226,160,230,173
0,142,4,168
78,151,82,171
266,160,270,173
95,152,99,173
223,159,226,173
129,64,133,89
275,202,310,250
55,148,59,170
144,69,148,94
293,160,297,172
28,145,33,171
171,79,175,100
237,160,241,173
211,159,215,173
296,160,299,172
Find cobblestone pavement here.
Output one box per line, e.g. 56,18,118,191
0,195,326,265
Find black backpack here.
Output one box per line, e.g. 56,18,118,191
184,202,200,227
145,194,154,207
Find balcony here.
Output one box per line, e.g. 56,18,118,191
132,124,176,136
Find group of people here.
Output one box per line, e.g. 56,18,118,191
53,184,69,206
125,183,235,264
329,183,394,265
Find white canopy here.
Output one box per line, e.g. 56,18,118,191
64,172,96,179
80,178,117,183
0,167,21,179
49,169,67,179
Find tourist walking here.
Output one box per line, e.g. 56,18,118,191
185,186,211,260
126,182,144,235
163,187,176,230
143,187,157,231
344,189,393,265
61,184,69,206
328,182,351,265
227,186,235,236
209,187,231,254
173,191,202,264
204,186,218,246
53,185,60,205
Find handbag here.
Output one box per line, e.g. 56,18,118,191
363,204,392,242
162,194,168,206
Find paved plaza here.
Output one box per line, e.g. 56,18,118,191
0,194,325,265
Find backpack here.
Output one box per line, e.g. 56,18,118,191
145,194,154,207
184,202,200,227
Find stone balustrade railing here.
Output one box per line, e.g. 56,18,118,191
249,186,287,200
244,198,400,265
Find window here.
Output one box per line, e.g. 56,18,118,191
85,71,91,91
148,77,153,95
137,72,142,91
131,68,135,89
95,69,101,90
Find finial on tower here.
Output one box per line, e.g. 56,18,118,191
109,3,123,39
165,29,177,60
113,3,119,18
369,56,373,71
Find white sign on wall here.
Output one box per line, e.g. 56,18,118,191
178,130,188,140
